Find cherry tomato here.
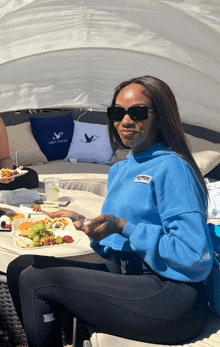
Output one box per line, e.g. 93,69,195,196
63,235,73,243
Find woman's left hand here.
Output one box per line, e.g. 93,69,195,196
76,214,127,241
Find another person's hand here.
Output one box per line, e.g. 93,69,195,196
0,176,15,184
0,165,23,184
79,214,127,241
45,209,85,223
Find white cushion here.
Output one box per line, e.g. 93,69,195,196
38,173,108,197
111,136,220,176
111,148,130,164
186,134,220,176
29,160,111,175
65,121,113,165
7,122,48,166
88,311,220,347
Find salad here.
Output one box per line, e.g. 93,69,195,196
17,217,74,248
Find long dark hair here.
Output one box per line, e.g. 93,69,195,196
108,75,208,199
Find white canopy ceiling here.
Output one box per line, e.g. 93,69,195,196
0,0,220,131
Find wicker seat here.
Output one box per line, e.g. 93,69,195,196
0,274,74,347
0,274,27,346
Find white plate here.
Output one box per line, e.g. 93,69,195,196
19,203,60,214
19,203,42,214
0,169,28,181
0,210,29,231
12,217,80,249
41,204,60,213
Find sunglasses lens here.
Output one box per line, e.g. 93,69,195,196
107,107,149,120
107,107,124,120
129,107,148,120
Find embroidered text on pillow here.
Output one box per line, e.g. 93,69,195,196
134,175,152,184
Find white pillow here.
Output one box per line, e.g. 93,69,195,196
186,134,220,176
65,121,113,165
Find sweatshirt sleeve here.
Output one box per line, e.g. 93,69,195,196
101,154,213,282
121,156,213,282
122,211,213,282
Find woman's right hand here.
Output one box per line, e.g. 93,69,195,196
45,209,85,223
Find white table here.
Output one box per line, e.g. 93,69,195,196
0,188,219,273
0,188,106,273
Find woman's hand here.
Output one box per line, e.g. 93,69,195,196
78,214,127,241
44,209,85,223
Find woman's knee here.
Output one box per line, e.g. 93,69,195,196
24,167,39,188
7,255,34,283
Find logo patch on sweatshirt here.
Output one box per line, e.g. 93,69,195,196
134,175,152,184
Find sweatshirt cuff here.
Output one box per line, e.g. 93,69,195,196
121,221,136,239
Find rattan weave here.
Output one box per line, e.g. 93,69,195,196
0,274,27,346
0,274,74,346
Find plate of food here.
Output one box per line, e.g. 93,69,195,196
19,203,60,214
0,168,28,181
12,217,80,249
0,209,29,231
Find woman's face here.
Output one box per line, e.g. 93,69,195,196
114,83,158,155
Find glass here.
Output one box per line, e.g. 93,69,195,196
44,178,60,205
107,106,155,121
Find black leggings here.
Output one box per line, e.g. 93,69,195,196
0,166,39,190
7,252,208,347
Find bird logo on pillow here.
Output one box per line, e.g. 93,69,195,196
52,132,63,140
80,134,101,143
85,134,96,143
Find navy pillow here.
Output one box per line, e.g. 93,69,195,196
29,113,74,161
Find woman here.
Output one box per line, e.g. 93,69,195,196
7,76,213,346
0,117,39,189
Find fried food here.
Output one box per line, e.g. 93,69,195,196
8,213,25,221
32,205,42,212
18,222,35,236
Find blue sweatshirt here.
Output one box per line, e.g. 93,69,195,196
91,144,213,282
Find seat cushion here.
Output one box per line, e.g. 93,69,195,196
88,311,220,347
36,172,108,197
28,159,111,175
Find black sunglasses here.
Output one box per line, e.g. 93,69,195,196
107,106,155,121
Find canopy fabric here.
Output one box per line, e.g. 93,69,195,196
0,0,220,131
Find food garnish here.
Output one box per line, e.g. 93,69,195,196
0,168,19,178
9,213,26,221
0,213,26,230
63,235,74,243
32,205,42,212
17,217,73,248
